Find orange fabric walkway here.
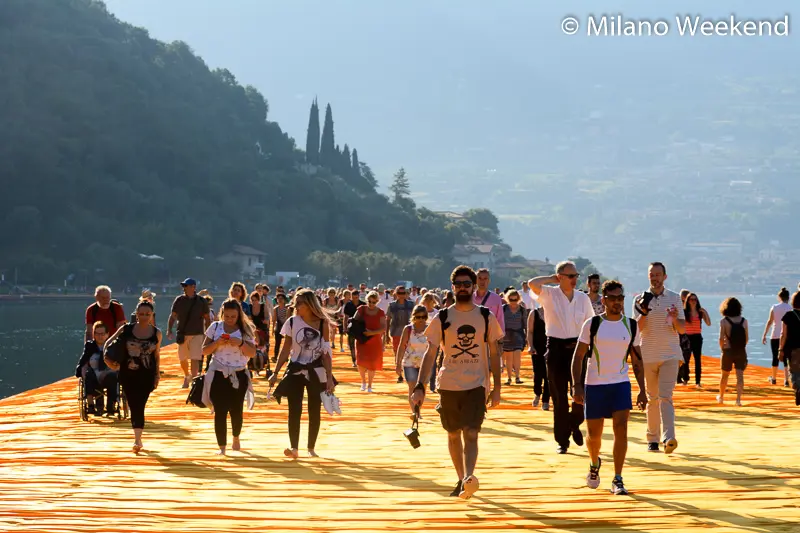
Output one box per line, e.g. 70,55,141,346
0,344,798,532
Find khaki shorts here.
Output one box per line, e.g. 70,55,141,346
177,334,204,362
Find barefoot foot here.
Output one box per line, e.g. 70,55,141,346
284,448,299,459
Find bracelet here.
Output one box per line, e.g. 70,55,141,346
413,382,426,393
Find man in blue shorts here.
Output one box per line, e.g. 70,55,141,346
571,280,647,495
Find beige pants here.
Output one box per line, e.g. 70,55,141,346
177,334,204,362
644,358,679,444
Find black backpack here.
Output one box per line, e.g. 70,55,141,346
725,317,747,350
90,300,123,328
438,306,492,343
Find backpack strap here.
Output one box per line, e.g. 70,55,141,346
438,308,449,339
481,292,490,306
628,317,638,361
588,315,603,370
480,306,491,343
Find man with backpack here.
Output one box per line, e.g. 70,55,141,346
572,280,647,495
84,285,126,342
411,265,503,501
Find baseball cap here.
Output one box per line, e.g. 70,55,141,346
180,278,197,287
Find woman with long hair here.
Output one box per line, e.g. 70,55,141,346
762,287,792,386
272,292,290,362
268,289,336,459
779,291,800,405
395,304,429,416
201,298,257,455
105,300,161,454
354,291,387,392
681,292,711,386
323,288,340,350
229,282,251,316
717,297,748,406
249,290,269,350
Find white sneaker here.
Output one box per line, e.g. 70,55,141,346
532,394,541,408
321,392,336,415
182,377,190,389
586,459,601,489
767,377,776,385
459,475,479,500
542,402,550,411
367,386,373,393
716,395,724,405
735,398,742,407
360,383,366,391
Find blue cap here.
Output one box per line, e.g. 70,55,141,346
180,278,197,287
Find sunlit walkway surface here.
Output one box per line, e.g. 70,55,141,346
1,344,798,532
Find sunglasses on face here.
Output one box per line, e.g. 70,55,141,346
413,315,427,320
397,292,406,296
560,273,580,279
508,298,519,303
452,280,473,288
604,295,625,302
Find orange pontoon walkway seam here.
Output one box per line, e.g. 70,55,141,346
1,345,798,533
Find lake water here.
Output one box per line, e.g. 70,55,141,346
0,293,783,399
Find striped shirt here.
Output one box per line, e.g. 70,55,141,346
632,288,684,363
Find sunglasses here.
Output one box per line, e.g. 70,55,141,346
560,273,580,279
397,292,407,296
604,295,625,302
413,315,427,320
452,280,474,288
508,298,519,303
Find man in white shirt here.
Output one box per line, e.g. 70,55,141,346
474,268,505,334
632,262,685,454
520,280,536,310
376,284,392,314
528,261,595,454
572,280,647,495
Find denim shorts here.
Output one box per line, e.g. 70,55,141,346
403,366,420,383
584,381,632,420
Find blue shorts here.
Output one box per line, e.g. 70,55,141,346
584,381,632,420
403,366,420,383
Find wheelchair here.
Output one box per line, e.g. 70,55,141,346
78,373,128,421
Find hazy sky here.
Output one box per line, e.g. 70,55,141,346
103,0,796,185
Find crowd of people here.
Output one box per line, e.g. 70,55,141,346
75,265,800,498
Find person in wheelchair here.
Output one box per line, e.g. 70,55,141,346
76,321,118,416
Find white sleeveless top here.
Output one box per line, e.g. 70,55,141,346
402,326,428,368
771,302,792,339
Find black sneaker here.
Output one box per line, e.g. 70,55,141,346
647,442,660,452
86,404,97,415
397,376,404,383
506,379,512,386
572,428,584,447
515,378,524,384
449,480,463,497
556,445,568,454
611,476,629,495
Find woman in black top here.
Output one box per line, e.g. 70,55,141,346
105,300,162,454
780,290,800,405
249,290,269,349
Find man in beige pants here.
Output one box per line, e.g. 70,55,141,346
632,262,685,454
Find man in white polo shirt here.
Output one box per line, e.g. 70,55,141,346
572,280,647,495
632,261,685,454
528,261,595,454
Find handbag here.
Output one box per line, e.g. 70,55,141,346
186,374,206,408
176,295,200,344
103,324,130,365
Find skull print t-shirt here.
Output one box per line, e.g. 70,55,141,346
424,305,504,392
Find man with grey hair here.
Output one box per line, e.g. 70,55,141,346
84,285,126,342
529,260,595,454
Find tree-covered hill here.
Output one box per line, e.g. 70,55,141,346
0,0,498,286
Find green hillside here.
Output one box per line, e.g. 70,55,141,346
0,0,498,287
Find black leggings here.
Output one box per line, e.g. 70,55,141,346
347,334,356,363
120,375,153,430
209,370,248,447
682,334,703,385
284,373,321,450
771,338,788,367
274,321,285,359
531,349,550,403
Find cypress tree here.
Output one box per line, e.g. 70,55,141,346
342,144,351,179
351,148,360,179
320,103,335,166
304,98,320,164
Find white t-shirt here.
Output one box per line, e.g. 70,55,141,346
578,316,637,386
771,302,792,339
534,285,595,339
205,321,248,367
280,316,325,364
520,289,536,310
